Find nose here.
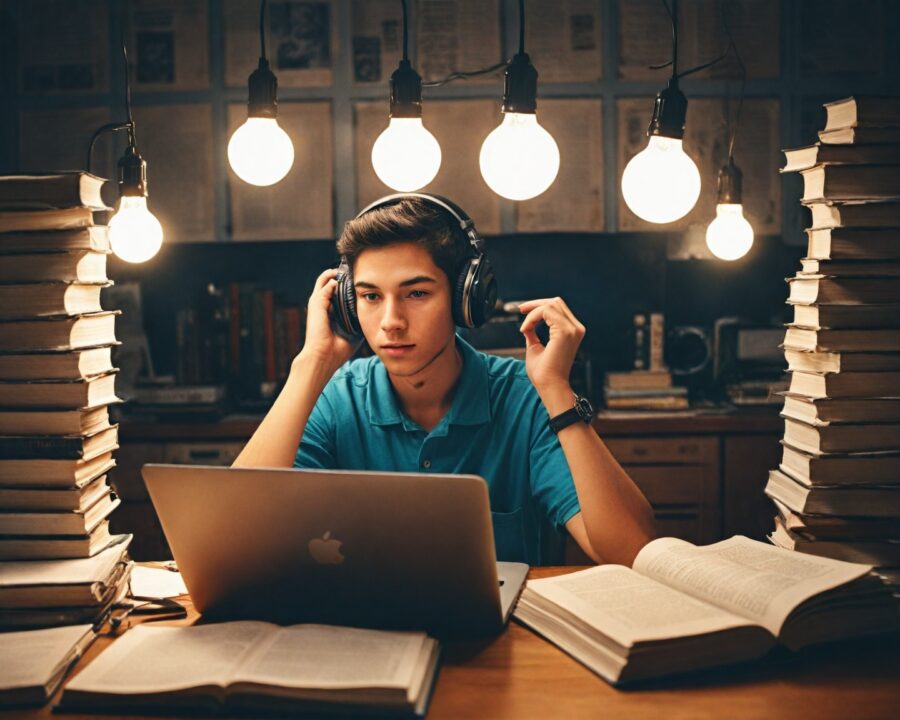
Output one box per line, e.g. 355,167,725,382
380,295,408,334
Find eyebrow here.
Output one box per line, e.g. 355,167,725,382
354,275,438,290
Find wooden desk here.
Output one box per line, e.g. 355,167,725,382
8,567,898,720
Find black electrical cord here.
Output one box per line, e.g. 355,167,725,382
259,0,268,62
518,0,525,55
401,0,408,62
122,32,136,147
722,0,746,163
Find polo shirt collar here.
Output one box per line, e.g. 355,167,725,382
366,334,491,428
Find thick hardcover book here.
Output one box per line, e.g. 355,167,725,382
0,312,118,352
786,275,900,305
0,405,112,437
0,347,113,381
0,491,119,536
787,369,900,399
0,283,106,320
770,518,900,566
822,96,900,132
779,442,900,486
791,302,900,328
781,143,900,173
782,416,900,454
0,520,116,560
782,326,900,352
0,250,108,284
0,425,118,460
800,165,900,202
766,468,900,517
0,472,110,512
783,348,900,373
513,536,897,685
0,207,95,233
807,204,900,232
0,172,107,210
0,371,120,409
60,622,440,718
0,226,109,254
0,451,115,488
780,392,900,425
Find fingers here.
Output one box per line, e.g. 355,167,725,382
518,297,585,340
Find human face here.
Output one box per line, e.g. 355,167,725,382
353,242,456,377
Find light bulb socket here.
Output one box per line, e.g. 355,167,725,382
389,60,423,118
501,52,538,114
117,144,147,198
647,78,688,139
716,162,743,204
247,58,278,119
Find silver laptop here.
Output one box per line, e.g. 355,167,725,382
142,464,528,636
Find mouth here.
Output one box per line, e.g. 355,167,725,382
381,344,415,356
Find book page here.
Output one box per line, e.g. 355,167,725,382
126,0,209,91
526,565,755,649
351,0,403,84
17,0,110,94
234,624,427,690
415,0,502,85
224,0,335,88
64,622,275,695
633,536,872,636
0,625,94,691
524,0,602,83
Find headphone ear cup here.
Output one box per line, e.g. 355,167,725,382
453,260,474,328
466,256,497,329
341,268,360,336
331,262,361,338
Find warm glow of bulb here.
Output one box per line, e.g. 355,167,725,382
621,136,701,223
371,117,442,191
108,196,164,263
228,117,294,186
479,112,560,201
706,203,754,260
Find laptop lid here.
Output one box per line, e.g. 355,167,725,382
142,464,527,635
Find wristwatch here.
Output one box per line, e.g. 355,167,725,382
547,395,594,434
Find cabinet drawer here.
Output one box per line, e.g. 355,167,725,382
604,436,717,465
162,442,245,466
627,466,706,505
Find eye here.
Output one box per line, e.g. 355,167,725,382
360,292,380,302
408,290,428,299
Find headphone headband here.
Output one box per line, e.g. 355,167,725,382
355,192,484,253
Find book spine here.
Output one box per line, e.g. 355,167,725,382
0,436,85,460
262,290,277,383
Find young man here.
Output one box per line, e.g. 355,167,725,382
233,197,655,566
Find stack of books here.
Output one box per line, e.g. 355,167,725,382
603,369,689,410
770,96,900,593
0,172,132,629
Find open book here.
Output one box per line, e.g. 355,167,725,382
60,622,440,717
513,536,897,685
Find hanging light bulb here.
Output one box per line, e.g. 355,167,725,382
479,2,559,201
706,163,753,260
371,60,441,191
228,0,294,186
108,145,164,264
371,0,441,192
621,79,701,223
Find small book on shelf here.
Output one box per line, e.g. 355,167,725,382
0,283,107,319
0,534,131,610
779,442,900,487
819,127,900,145
783,348,900,374
782,416,900,454
806,226,900,258
0,520,118,560
766,468,900,517
0,250,108,284
0,207,95,233
781,143,900,173
780,392,900,425
604,369,672,391
0,424,118,460
782,326,900,352
0,405,113,437
59,622,440,718
0,347,114,381
0,312,118,352
512,536,897,686
0,172,107,210
0,371,120,409
0,624,97,707
807,200,900,232
798,258,900,277
0,472,111,512
0,226,109,254
791,302,900,328
0,450,115,488
786,275,900,305
787,369,900,399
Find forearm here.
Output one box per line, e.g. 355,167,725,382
542,385,656,566
232,352,337,468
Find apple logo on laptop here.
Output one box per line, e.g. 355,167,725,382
309,531,344,565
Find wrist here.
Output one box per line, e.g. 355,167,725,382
538,383,575,416
291,350,339,388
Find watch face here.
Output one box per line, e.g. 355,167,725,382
575,396,593,421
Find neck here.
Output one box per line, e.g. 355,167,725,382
388,335,463,423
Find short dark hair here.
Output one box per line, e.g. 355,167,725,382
336,198,469,284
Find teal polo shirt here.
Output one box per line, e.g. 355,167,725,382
294,336,581,565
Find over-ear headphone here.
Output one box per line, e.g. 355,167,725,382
331,193,497,338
